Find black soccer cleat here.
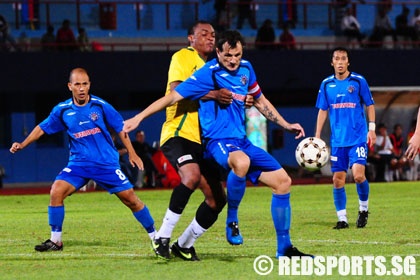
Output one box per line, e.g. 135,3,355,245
34,239,63,252
171,240,200,261
151,237,170,260
356,211,369,228
333,221,349,229
279,246,314,258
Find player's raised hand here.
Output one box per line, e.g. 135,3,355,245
287,123,305,139
9,142,22,154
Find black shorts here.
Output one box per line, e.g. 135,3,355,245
161,137,226,182
161,137,203,170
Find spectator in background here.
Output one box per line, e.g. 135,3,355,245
56,19,76,51
279,22,296,49
333,0,351,36
341,7,366,47
395,6,418,46
0,14,21,52
332,0,365,36
132,130,157,188
214,0,228,31
368,8,396,48
389,123,408,180
237,0,257,29
255,19,275,50
41,25,56,51
375,123,394,182
409,8,420,39
91,41,104,52
77,27,90,52
377,0,392,15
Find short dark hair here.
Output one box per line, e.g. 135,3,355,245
187,20,212,36
216,30,245,50
332,47,350,60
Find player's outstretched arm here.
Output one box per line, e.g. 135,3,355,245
254,93,305,139
123,90,184,133
10,125,45,153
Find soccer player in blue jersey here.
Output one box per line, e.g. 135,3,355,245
315,47,377,230
124,30,312,258
9,68,157,252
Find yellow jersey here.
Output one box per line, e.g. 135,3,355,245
160,47,206,146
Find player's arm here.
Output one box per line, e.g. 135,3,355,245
254,93,305,139
202,89,254,107
315,109,328,139
366,104,376,147
9,125,45,153
171,80,233,105
118,130,144,170
405,108,420,160
123,90,184,133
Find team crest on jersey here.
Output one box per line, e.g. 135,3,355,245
240,74,248,85
89,111,100,121
347,85,355,93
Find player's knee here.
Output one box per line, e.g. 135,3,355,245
333,173,346,186
354,174,366,184
180,172,201,189
50,182,73,202
270,175,291,193
205,196,226,213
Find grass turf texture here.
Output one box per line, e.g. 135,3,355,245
0,182,419,279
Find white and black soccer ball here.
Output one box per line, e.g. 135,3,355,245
295,137,329,171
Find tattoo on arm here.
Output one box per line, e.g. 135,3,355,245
262,105,279,124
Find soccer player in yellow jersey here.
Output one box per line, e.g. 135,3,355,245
149,21,233,260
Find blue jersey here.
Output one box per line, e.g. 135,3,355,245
315,72,374,148
175,58,262,141
39,95,123,167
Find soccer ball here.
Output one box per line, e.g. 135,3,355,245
295,137,329,171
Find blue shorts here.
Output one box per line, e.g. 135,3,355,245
55,164,133,194
204,138,281,184
330,142,368,173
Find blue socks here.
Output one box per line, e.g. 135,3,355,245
271,193,292,256
356,179,369,202
333,187,347,212
133,206,155,233
226,171,246,225
48,205,64,232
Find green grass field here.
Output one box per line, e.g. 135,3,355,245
0,182,419,279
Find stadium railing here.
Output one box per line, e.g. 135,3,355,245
1,1,419,51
